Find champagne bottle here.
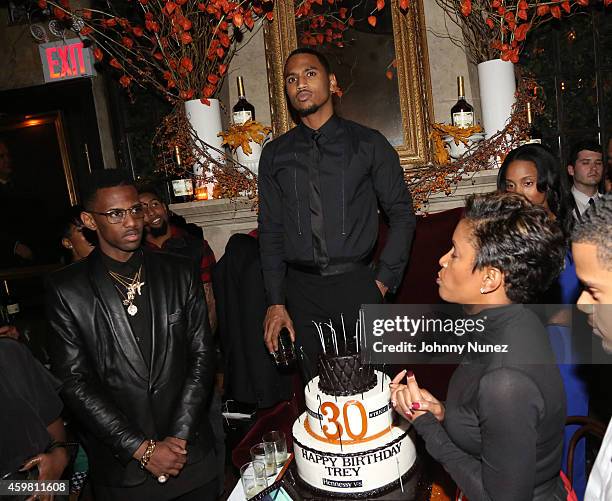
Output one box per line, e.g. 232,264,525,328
451,76,474,128
1,280,20,325
523,102,542,145
232,76,256,125
170,146,194,203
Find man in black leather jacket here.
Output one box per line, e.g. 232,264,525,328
46,171,218,500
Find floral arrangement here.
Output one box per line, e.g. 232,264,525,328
434,0,610,64
405,75,543,210
153,108,259,200
295,0,410,49
430,123,484,165
38,0,274,201
219,120,271,154
39,0,274,104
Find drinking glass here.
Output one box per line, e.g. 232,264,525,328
250,442,277,476
272,328,296,368
263,430,288,467
240,461,268,499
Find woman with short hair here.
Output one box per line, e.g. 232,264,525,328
391,192,574,500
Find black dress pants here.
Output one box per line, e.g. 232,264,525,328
91,462,218,501
286,264,383,378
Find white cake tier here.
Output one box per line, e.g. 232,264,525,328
293,414,416,496
305,371,392,443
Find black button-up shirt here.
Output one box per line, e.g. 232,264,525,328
258,115,416,305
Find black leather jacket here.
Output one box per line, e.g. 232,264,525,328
46,248,215,487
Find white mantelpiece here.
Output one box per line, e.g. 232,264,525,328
169,170,498,259
169,198,257,259
422,168,499,214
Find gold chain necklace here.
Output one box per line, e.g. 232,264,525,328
108,265,145,316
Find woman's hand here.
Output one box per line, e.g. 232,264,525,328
390,369,445,422
22,448,69,501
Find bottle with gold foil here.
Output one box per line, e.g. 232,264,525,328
522,102,543,145
170,146,194,203
451,76,474,128
232,76,256,125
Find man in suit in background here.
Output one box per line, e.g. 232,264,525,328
567,140,604,221
46,170,218,500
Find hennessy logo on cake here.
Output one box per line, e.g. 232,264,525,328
292,314,418,497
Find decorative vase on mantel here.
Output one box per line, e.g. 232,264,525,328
477,59,516,140
184,98,224,199
235,137,269,176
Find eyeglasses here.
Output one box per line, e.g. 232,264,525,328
89,204,145,224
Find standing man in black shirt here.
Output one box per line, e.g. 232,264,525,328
46,170,218,500
258,48,416,365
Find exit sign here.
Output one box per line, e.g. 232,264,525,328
39,38,95,83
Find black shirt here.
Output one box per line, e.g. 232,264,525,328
102,251,152,365
0,338,63,476
412,305,567,501
258,115,416,305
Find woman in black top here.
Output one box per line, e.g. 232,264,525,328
391,192,574,500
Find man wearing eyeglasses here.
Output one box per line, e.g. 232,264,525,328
46,170,218,500
138,185,225,498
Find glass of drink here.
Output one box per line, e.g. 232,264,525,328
272,328,296,368
240,461,268,499
250,442,277,476
263,430,288,467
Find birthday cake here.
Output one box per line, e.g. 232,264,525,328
292,353,417,497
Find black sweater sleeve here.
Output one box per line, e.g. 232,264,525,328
257,142,287,306
412,368,545,501
370,131,416,292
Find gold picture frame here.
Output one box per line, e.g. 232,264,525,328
0,110,77,276
263,0,434,167
0,111,77,205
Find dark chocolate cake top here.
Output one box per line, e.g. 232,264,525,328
318,354,377,396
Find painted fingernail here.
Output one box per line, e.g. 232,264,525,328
411,402,420,410
406,370,414,378
405,410,412,416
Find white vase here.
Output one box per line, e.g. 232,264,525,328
236,141,263,175
184,98,225,170
477,59,516,140
184,98,224,199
